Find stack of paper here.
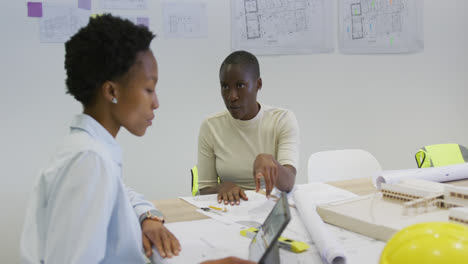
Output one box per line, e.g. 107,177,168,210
293,186,351,264
373,163,468,189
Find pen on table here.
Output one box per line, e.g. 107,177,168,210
200,207,223,215
208,205,228,212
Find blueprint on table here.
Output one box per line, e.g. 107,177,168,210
176,185,385,264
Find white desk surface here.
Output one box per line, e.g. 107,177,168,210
151,178,468,263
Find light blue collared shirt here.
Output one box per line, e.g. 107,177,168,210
21,114,156,263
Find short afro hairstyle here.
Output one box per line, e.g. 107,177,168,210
220,50,260,79
65,14,155,106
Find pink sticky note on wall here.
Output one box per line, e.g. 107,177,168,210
78,0,91,10
137,17,149,28
27,2,43,17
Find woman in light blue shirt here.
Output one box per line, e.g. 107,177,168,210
20,14,179,263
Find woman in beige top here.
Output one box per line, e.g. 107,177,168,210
197,51,300,205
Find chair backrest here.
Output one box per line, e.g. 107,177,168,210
307,149,382,183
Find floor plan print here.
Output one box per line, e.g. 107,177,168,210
232,0,333,55
339,0,423,53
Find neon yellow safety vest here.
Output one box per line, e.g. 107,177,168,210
191,166,220,196
191,166,199,196
415,144,468,168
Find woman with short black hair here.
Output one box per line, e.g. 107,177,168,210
20,14,180,263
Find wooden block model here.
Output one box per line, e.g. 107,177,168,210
449,207,468,225
316,179,468,242
380,179,444,202
444,185,468,207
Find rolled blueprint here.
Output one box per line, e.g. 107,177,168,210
373,162,468,189
293,190,346,264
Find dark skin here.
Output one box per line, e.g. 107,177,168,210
200,63,296,204
84,50,180,259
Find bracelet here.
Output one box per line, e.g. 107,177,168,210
139,210,165,225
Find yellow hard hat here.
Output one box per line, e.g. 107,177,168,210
380,222,468,264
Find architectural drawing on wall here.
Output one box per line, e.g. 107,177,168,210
339,0,424,54
162,1,207,38
231,0,334,55
114,15,150,28
39,4,90,43
100,0,148,10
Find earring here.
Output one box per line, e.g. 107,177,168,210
112,98,118,104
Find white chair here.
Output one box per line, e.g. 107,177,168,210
307,149,382,183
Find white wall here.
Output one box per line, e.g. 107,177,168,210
1,0,467,262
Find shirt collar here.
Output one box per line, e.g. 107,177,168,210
230,102,264,128
70,114,123,166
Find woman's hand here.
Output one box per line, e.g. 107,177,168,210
217,182,248,205
253,154,279,197
141,219,181,258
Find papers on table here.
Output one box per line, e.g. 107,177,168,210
150,219,249,264
180,190,276,226
294,189,347,264
373,163,468,189
327,224,385,264
291,183,358,205
174,185,385,264
181,190,269,208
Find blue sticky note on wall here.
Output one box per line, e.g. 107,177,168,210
27,2,42,17
78,0,91,10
